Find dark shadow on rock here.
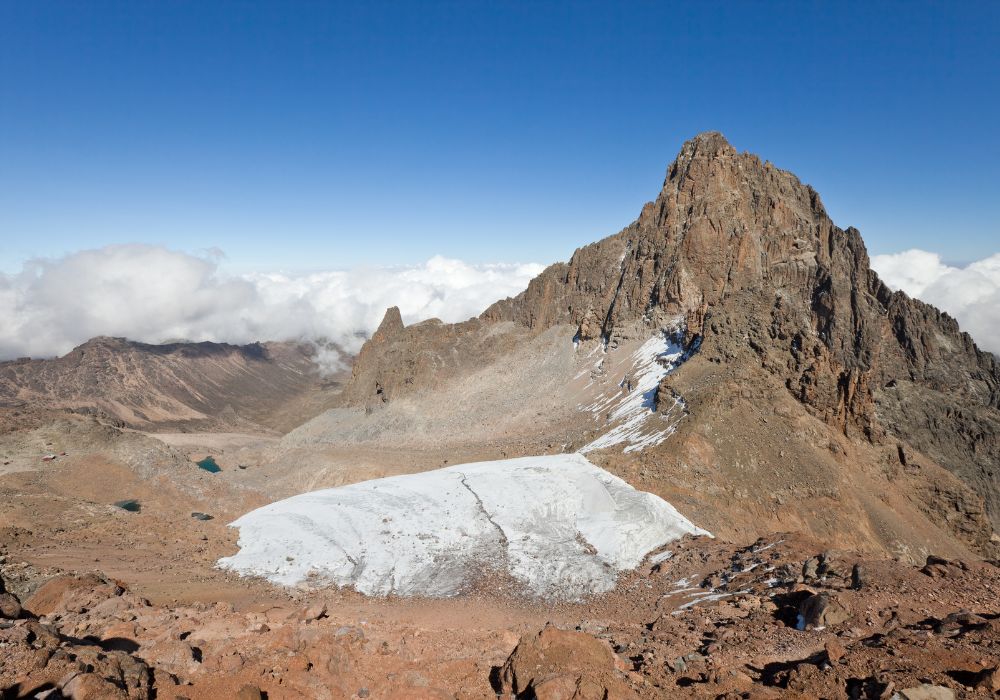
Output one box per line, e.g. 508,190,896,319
748,650,826,688
100,636,141,653
487,665,503,694
845,676,891,699
3,681,57,700
946,668,983,686
770,589,812,628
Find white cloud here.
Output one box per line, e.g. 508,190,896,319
871,249,1000,355
12,243,991,367
0,245,545,364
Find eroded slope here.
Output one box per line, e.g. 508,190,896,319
0,337,347,432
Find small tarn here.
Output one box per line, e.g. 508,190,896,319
196,456,222,473
114,499,141,513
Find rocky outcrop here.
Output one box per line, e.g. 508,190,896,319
343,310,534,409
349,132,1000,539
0,573,155,700
4,531,1000,698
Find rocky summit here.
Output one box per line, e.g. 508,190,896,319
344,132,1000,560
1,133,998,699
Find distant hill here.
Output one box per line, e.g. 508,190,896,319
0,336,349,433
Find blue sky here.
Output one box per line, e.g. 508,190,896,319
1,1,998,272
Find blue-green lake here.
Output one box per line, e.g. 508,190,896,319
196,456,222,473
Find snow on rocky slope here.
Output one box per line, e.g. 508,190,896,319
218,453,708,599
578,325,692,454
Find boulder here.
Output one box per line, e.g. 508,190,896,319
920,555,966,578
499,624,637,699
24,573,109,616
801,557,819,581
935,609,985,634
61,672,130,700
824,638,846,664
143,640,199,675
797,593,849,629
235,686,263,700
0,591,22,618
851,563,865,589
893,685,955,700
816,550,836,576
975,666,1000,693
23,618,61,647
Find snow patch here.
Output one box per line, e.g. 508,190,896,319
579,325,691,454
753,539,784,553
218,453,709,599
648,550,674,566
673,588,750,613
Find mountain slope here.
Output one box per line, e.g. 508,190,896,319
343,132,1000,557
0,336,348,432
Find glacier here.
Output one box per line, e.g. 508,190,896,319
218,453,708,599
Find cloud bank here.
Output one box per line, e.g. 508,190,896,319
871,249,1000,355
4,244,995,365
0,245,545,363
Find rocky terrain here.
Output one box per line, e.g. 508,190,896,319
2,532,998,698
2,132,999,699
0,337,348,433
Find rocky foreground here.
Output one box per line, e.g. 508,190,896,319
2,535,998,699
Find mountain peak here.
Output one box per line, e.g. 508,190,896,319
351,133,1000,548
680,129,732,153
373,306,404,340
69,336,131,354
665,131,736,177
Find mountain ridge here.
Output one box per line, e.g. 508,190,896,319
0,336,348,433
345,131,1000,553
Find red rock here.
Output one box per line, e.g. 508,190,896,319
24,573,108,617
235,685,263,700
824,638,846,664
61,672,129,700
976,665,1000,692
0,591,22,618
500,624,637,699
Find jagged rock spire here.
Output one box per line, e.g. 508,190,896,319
353,134,1000,541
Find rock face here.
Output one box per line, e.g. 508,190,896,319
0,336,348,432
343,309,525,408
347,132,1000,546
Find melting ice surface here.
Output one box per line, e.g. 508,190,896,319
578,327,690,454
218,453,709,599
